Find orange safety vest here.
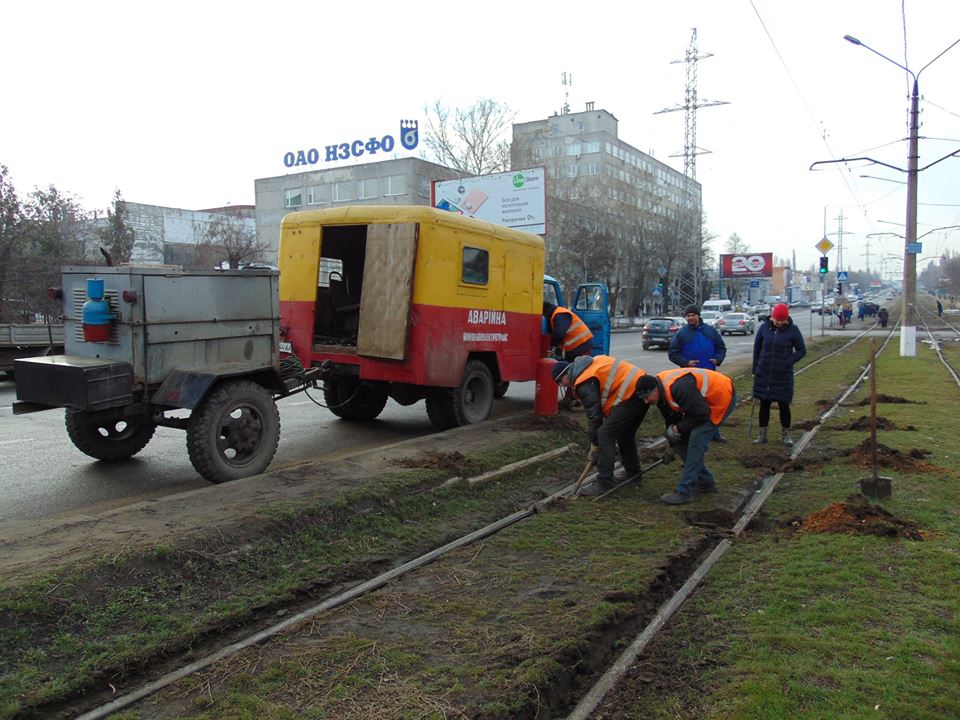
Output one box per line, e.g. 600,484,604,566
551,306,593,353
575,355,647,416
656,368,734,426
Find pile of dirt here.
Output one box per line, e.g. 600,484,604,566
393,449,474,472
799,496,924,540
856,394,924,405
835,415,902,431
848,440,930,471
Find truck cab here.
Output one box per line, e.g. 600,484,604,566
542,275,610,356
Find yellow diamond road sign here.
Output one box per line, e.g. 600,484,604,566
815,237,834,254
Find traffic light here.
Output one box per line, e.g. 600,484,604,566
836,282,843,295
819,256,829,274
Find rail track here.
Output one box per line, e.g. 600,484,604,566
58,309,960,719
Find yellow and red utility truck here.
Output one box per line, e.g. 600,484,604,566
279,205,554,429
13,205,609,483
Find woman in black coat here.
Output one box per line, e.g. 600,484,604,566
752,303,806,446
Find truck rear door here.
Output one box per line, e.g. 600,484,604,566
572,283,610,356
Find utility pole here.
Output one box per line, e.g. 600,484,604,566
655,29,728,308
862,237,873,275
561,72,572,115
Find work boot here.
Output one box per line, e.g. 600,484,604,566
579,477,616,497
660,491,693,505
753,427,768,445
613,467,641,482
781,429,794,447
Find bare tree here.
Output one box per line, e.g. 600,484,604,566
197,216,267,269
725,232,748,254
422,98,515,175
0,165,24,321
97,189,135,263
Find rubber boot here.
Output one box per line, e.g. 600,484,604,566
753,427,768,445
781,428,794,447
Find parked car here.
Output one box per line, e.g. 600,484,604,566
641,316,683,350
700,310,723,328
753,305,772,322
717,312,755,335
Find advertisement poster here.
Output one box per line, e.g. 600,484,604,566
720,252,774,279
432,167,546,235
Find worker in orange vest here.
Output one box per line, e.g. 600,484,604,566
543,301,594,361
552,355,658,496
640,368,738,505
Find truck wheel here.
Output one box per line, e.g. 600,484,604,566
323,380,388,421
65,411,157,461
448,359,494,426
187,380,280,483
493,381,509,398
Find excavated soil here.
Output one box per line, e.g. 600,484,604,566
833,415,909,431
797,496,925,540
847,440,931,471
856,394,925,405
392,449,477,473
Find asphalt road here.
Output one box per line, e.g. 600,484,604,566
0,323,766,524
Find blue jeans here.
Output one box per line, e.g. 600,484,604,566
675,390,737,495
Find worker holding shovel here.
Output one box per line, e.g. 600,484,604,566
552,356,659,497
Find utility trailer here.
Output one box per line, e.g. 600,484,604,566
14,266,318,483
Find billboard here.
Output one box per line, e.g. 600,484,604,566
432,167,546,234
720,253,774,279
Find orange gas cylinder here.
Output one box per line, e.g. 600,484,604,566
534,358,559,417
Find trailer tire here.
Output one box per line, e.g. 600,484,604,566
323,380,388,421
449,359,494,426
187,380,280,483
493,381,509,399
65,410,157,461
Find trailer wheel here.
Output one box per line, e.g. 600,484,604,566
493,381,509,399
448,359,494,426
323,380,388,421
65,410,157,461
187,380,280,483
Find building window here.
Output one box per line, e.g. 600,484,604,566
358,178,379,199
461,246,489,285
307,184,328,205
284,188,303,208
567,164,579,178
334,181,354,202
383,174,406,196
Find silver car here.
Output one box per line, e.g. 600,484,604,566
699,310,723,328
717,312,755,335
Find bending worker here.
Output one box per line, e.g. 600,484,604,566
640,367,737,505
552,355,659,497
543,301,594,361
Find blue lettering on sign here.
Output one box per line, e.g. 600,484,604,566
283,120,418,168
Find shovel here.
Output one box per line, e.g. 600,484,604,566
571,455,597,497
859,344,892,499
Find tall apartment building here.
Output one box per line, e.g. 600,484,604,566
511,105,702,313
254,157,461,260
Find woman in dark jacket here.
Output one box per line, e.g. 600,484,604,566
752,303,806,446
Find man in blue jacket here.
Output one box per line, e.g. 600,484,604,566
668,305,726,371
668,304,727,442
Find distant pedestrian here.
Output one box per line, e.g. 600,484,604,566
937,300,943,317
668,305,726,370
752,303,806,447
878,307,889,328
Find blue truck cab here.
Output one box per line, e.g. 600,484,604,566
543,275,611,356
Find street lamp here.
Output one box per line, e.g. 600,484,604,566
844,33,960,356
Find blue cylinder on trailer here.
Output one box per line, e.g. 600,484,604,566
82,278,113,342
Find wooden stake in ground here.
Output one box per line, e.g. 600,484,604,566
859,342,892,499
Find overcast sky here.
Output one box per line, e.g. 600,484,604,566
3,0,958,277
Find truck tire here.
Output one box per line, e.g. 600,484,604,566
448,359,494,426
65,410,157,461
493,381,509,398
323,380,388,421
187,380,280,483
